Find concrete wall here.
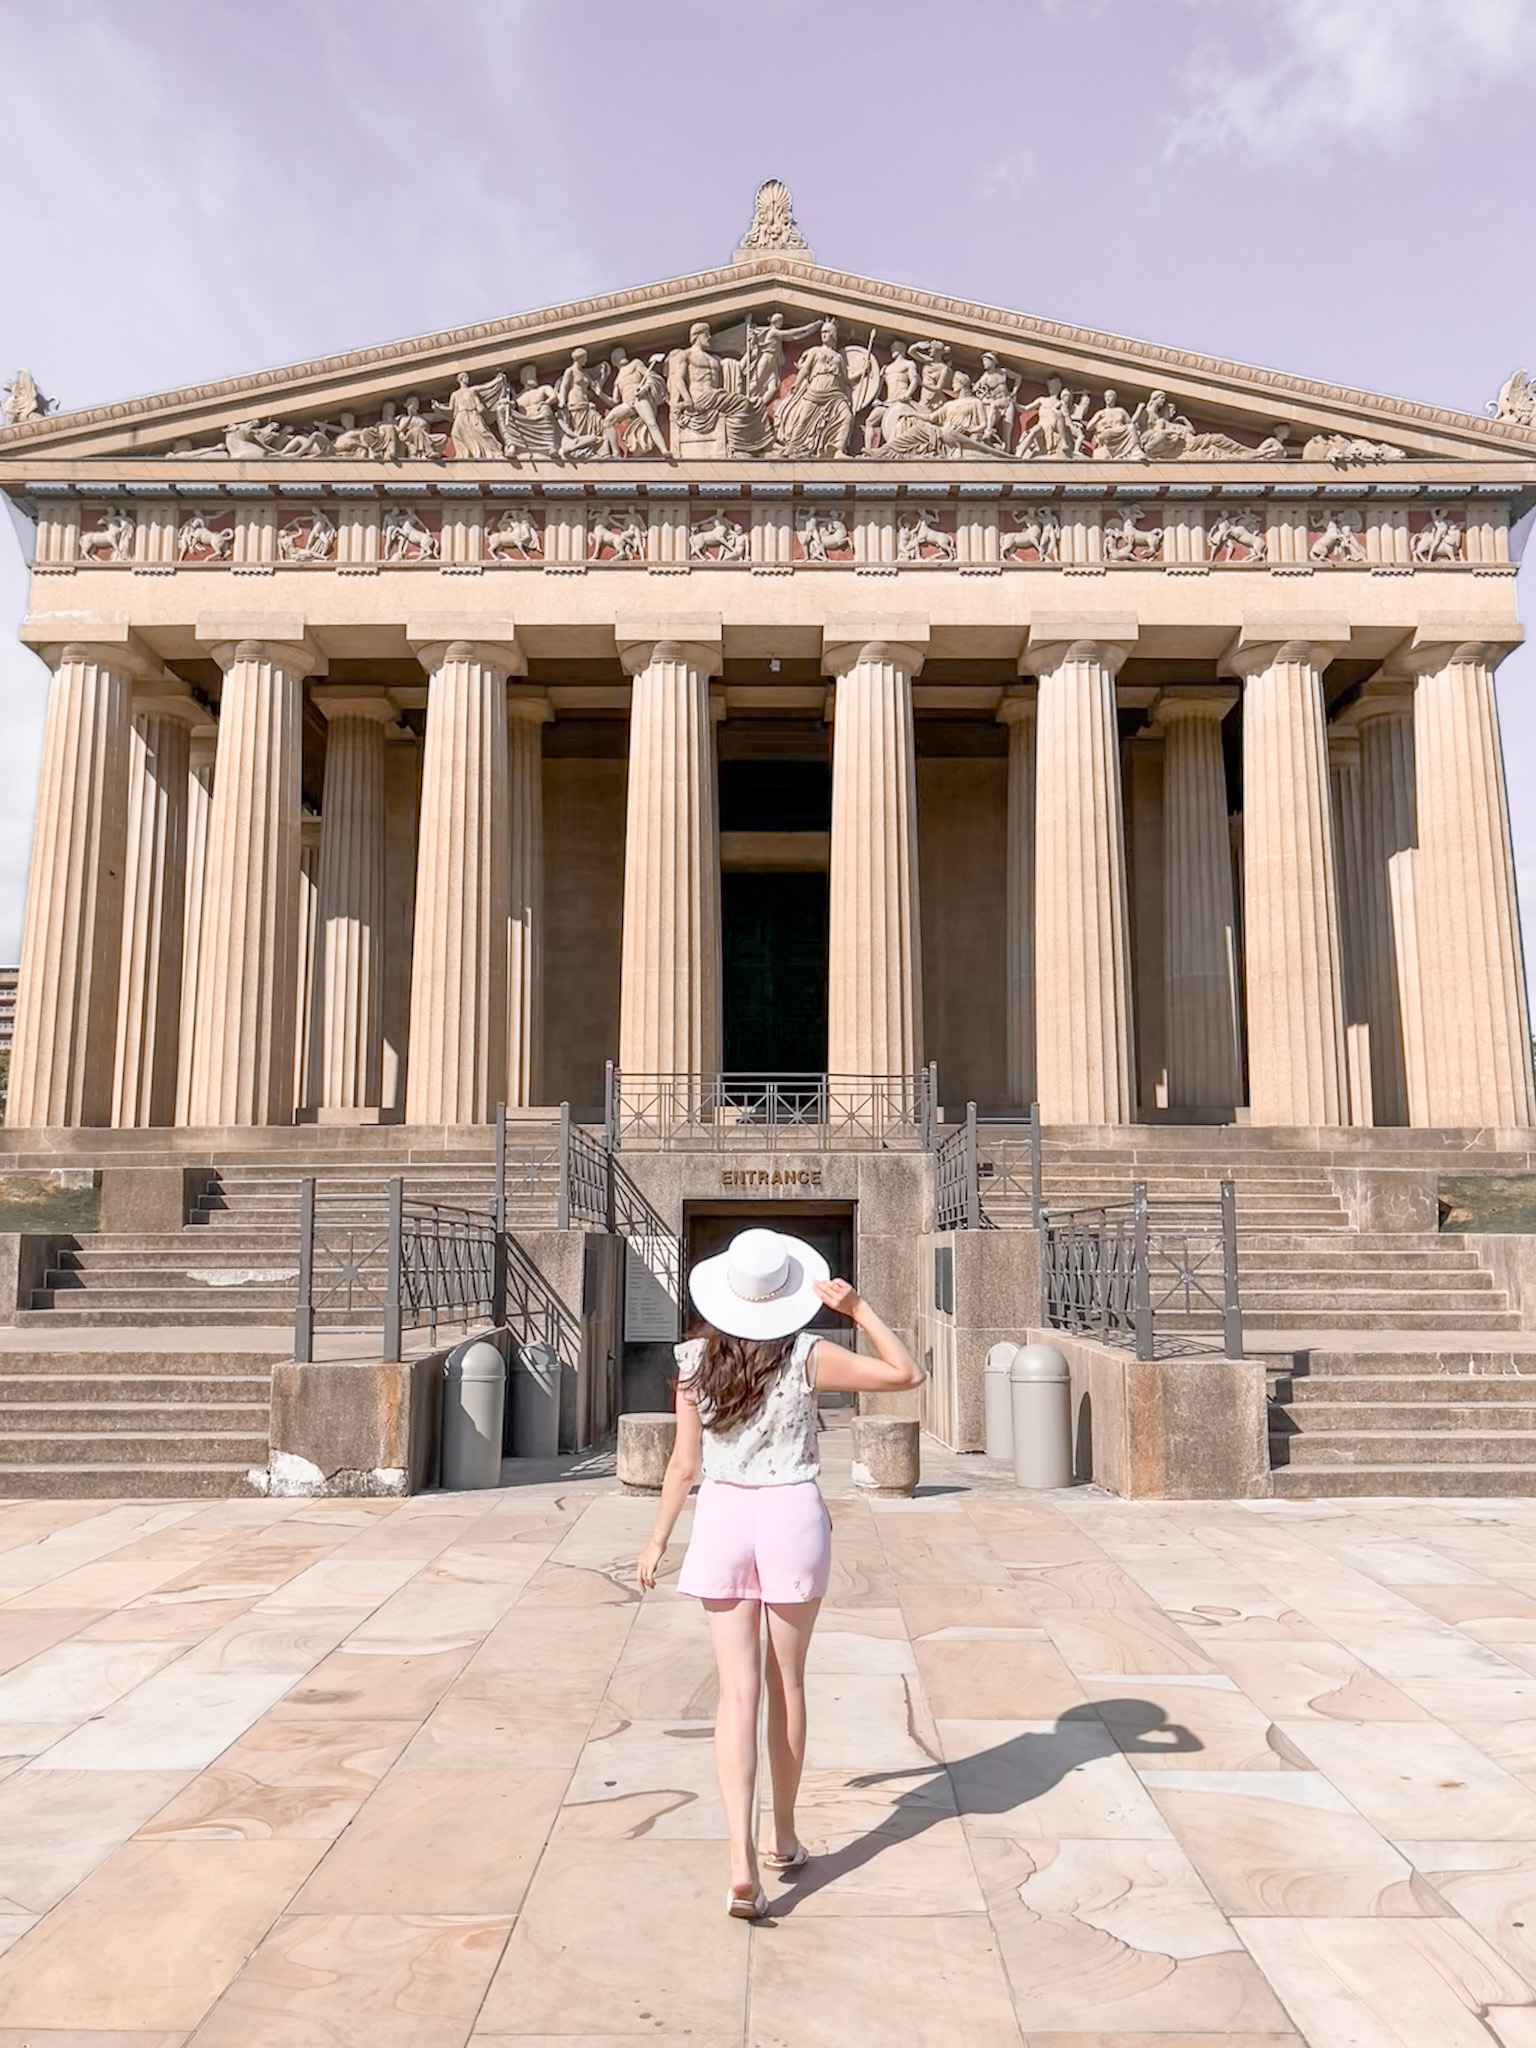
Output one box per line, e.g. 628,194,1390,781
917,1226,1040,1451
543,757,625,1112
918,758,1007,1112
1033,1327,1271,1500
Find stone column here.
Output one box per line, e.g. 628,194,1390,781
1329,731,1373,1126
1227,633,1347,1127
310,691,396,1117
174,731,217,1127
1408,637,1534,1127
6,640,136,1127
1149,688,1241,1113
294,819,321,1116
507,690,552,1109
112,691,206,1128
380,729,421,1115
616,628,723,1079
185,635,320,1127
405,638,517,1124
998,688,1036,1108
1345,682,1417,1126
822,622,926,1078
1028,624,1137,1125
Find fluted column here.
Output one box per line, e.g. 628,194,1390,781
1228,634,1347,1126
617,631,722,1078
112,692,206,1127
185,636,318,1126
294,819,321,1116
1029,627,1136,1124
1409,638,1534,1127
998,688,1036,1108
507,690,552,1108
174,731,218,1127
311,691,395,1115
1329,732,1372,1126
405,639,516,1124
1150,688,1241,1112
823,625,925,1077
1345,684,1417,1127
6,641,136,1127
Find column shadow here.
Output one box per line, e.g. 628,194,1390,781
766,1699,1202,1918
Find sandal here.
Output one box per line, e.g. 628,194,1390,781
726,1883,769,1920
761,1842,809,1872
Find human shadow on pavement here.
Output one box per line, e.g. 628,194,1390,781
767,1699,1201,1917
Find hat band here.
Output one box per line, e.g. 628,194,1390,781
730,1273,790,1301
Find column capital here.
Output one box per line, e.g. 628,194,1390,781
1220,619,1348,680
310,687,400,725
997,684,1038,726
195,617,327,677
21,615,160,678
1333,676,1416,729
821,613,928,679
1021,616,1138,677
616,617,723,676
1147,686,1237,732
131,681,216,736
1328,730,1361,769
506,687,554,725
410,634,526,678
1384,619,1525,679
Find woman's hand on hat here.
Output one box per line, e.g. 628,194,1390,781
813,1277,863,1323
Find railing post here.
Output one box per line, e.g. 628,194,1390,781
964,1101,980,1230
604,1059,618,1153
294,1176,315,1364
1029,1102,1043,1229
492,1102,507,1328
383,1175,404,1363
557,1101,572,1231
1221,1179,1243,1358
1132,1181,1153,1361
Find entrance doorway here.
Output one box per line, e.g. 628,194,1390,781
721,871,829,1072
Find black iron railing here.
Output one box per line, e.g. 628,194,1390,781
1041,1181,1242,1360
933,1103,1042,1230
606,1065,933,1152
295,1176,501,1363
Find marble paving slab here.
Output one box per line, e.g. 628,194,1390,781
1,1435,1535,2042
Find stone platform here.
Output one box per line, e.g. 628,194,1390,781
2,1430,1536,2043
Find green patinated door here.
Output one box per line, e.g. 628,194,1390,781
721,870,828,1072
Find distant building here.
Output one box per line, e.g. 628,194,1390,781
0,965,17,1057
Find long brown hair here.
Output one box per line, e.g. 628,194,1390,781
688,1322,795,1433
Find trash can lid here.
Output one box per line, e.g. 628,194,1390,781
1010,1342,1069,1383
984,1341,1020,1375
445,1339,506,1381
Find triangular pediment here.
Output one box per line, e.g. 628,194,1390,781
4,255,1535,475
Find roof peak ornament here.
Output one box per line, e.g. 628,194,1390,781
733,179,813,265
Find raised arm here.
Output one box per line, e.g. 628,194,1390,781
807,1279,925,1395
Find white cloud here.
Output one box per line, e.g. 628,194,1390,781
1168,0,1536,159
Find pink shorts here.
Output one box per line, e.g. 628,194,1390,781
677,1479,831,1604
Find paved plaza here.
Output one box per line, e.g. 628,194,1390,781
2,1434,1536,2046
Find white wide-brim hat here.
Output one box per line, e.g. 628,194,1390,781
688,1227,831,1341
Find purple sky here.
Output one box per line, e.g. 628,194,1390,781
2,0,1534,956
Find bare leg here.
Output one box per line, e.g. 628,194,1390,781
762,1597,821,1860
704,1597,762,1897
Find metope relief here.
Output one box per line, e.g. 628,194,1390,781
278,510,336,562
163,313,1402,470
587,506,647,562
381,504,439,561
485,507,543,560
690,510,748,562
1207,509,1267,564
897,507,956,562
1410,505,1464,564
1000,508,1061,563
794,505,853,563
78,506,135,562
177,508,234,561
1102,505,1163,562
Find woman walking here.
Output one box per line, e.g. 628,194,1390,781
636,1227,924,1919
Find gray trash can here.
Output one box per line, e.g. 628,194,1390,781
984,1341,1019,1460
512,1340,561,1460
1009,1342,1072,1490
441,1339,506,1491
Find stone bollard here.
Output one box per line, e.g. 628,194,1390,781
617,1412,676,1495
851,1415,920,1498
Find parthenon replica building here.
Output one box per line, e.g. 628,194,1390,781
2,180,1534,1144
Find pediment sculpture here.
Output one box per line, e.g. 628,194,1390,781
162,320,1402,470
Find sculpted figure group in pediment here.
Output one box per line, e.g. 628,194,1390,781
166,310,1413,470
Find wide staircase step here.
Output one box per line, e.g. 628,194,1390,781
0,1345,282,1500
1269,1348,1536,1497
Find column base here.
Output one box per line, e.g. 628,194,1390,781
298,1106,403,1126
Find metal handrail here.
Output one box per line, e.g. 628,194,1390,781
607,1066,932,1152
1041,1180,1242,1360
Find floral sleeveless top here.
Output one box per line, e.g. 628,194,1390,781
675,1331,820,1486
